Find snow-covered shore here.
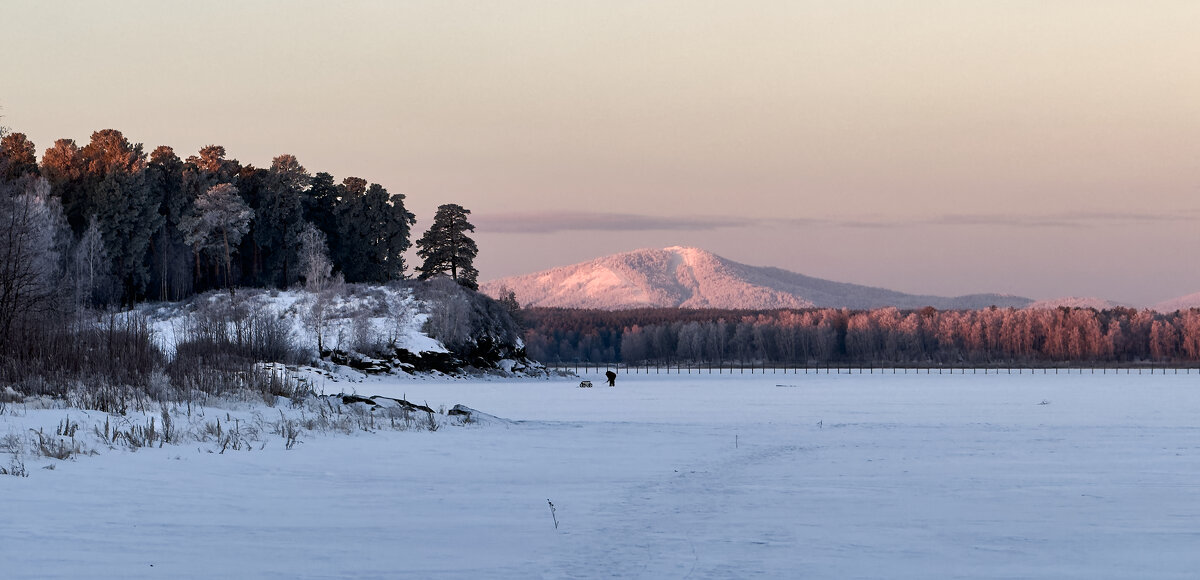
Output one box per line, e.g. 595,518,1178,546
4,372,1200,578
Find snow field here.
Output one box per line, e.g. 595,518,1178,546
4,372,1200,578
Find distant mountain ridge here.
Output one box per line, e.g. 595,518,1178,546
1153,292,1200,313
1026,297,1125,310
481,246,1033,311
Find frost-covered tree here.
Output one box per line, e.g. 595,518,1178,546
72,217,114,309
296,222,332,293
180,183,253,291
0,177,68,346
416,203,478,290
178,146,242,291
495,284,520,316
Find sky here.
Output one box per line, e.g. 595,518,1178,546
3,1,1199,306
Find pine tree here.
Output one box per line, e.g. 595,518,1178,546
0,133,39,180
40,138,88,233
303,172,339,251
78,130,163,302
146,146,192,300
178,146,240,291
332,177,368,282
366,183,416,281
179,183,253,291
253,154,309,287
333,180,415,283
416,203,479,290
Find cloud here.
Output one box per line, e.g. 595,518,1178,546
474,211,759,234
475,209,1200,234
916,210,1200,229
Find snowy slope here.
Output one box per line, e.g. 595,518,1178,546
1026,296,1125,310
1153,292,1200,312
136,285,444,358
482,246,1032,310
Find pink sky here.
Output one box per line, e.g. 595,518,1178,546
5,1,1199,305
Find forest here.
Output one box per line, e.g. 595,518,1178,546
1,128,419,308
522,305,1200,367
0,125,498,397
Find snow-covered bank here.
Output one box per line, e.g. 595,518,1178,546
133,282,540,377
139,285,442,358
4,372,1200,578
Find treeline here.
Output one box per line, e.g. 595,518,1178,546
1,124,496,394
1,129,416,308
523,306,1200,366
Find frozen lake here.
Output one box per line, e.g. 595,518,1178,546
4,371,1200,579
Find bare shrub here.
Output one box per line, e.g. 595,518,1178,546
56,416,79,438
160,407,174,444
176,291,302,367
0,313,164,400
110,414,173,450
276,411,302,450
68,382,140,415
305,274,345,354
0,453,27,477
34,428,79,460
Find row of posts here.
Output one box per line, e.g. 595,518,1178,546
550,363,1199,376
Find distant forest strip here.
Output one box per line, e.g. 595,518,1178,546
522,306,1200,366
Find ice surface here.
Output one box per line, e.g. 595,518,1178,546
3,371,1200,578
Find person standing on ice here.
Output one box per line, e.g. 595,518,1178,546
605,370,617,387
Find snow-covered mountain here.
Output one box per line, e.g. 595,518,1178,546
1152,292,1200,313
1026,297,1125,310
481,246,1032,310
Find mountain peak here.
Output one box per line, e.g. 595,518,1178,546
662,245,706,255
481,247,1032,311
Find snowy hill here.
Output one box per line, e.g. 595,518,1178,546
1152,292,1200,313
135,282,538,376
1026,297,1125,310
481,246,1032,310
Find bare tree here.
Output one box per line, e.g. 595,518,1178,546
422,281,472,350
0,177,67,346
295,222,332,293
72,217,112,309
292,223,342,355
